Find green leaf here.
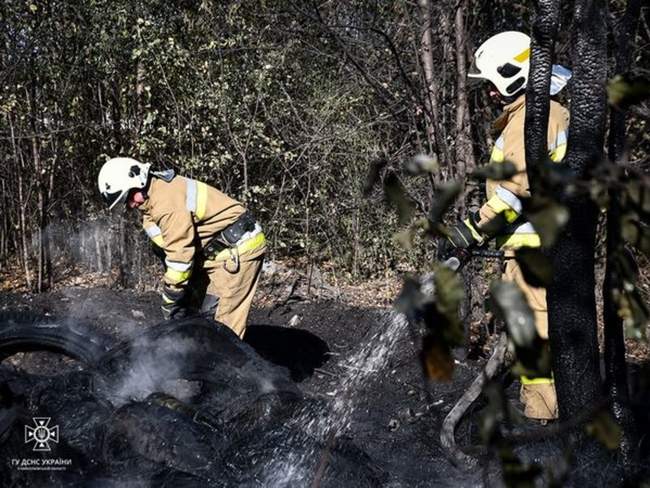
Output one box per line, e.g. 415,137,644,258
394,275,430,317
490,280,537,348
586,412,622,450
621,214,650,256
612,284,649,340
523,196,569,247
500,447,543,488
395,265,464,382
383,172,415,225
362,158,387,196
607,75,650,109
472,161,517,180
515,247,553,287
406,154,439,175
393,228,415,251
432,265,464,344
429,181,462,227
623,179,650,217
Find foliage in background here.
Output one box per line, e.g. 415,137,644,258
1,0,648,291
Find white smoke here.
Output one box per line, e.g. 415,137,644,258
108,335,200,407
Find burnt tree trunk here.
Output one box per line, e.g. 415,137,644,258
545,0,608,471
603,0,642,472
524,0,559,183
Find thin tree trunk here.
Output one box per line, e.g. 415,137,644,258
453,0,476,218
9,115,32,290
453,0,475,180
603,0,642,472
417,0,439,158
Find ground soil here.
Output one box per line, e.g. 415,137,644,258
0,260,648,486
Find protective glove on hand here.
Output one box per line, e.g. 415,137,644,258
161,284,188,320
446,213,485,249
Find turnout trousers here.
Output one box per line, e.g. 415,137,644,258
202,244,265,339
503,258,558,421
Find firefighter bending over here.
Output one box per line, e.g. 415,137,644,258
446,31,571,422
97,158,266,338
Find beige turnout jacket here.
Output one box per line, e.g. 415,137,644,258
140,175,245,289
476,95,569,249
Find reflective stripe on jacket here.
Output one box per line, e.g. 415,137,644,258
140,175,246,287
478,95,569,249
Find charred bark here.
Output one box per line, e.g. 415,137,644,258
524,0,559,186
603,0,643,473
545,0,608,473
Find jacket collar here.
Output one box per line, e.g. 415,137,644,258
139,177,160,213
503,94,526,115
492,94,526,132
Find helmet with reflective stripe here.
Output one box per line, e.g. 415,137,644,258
97,157,151,210
468,31,530,97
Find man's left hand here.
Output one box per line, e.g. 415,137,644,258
446,215,484,249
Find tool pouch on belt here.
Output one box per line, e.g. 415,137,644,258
203,211,257,258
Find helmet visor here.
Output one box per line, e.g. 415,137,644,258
102,189,128,210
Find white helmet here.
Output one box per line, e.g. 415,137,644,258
97,157,151,210
468,31,531,97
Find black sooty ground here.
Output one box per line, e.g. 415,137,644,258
0,286,634,487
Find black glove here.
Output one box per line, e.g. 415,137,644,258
446,213,484,249
161,284,187,320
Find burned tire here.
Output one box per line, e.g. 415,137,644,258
94,317,300,415
0,312,112,366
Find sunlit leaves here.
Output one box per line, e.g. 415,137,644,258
515,247,553,287
490,281,536,348
585,411,622,450
472,161,517,181
383,172,415,226
607,74,650,109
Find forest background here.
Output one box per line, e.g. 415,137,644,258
0,0,648,294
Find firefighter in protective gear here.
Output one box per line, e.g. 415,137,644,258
447,31,570,422
97,157,266,338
